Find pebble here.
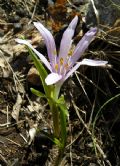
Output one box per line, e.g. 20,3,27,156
72,0,89,6
27,67,40,86
13,23,22,33
0,30,4,37
16,7,27,17
86,0,120,26
8,15,20,23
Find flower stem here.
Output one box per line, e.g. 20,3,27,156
50,83,62,137
49,82,66,165
50,102,60,138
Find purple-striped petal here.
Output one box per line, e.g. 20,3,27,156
58,16,78,66
69,27,97,67
34,22,57,69
45,73,62,85
64,58,108,81
15,39,52,72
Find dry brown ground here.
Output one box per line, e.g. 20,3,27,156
0,0,120,165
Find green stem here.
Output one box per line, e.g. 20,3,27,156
50,82,62,138
49,82,66,165
50,102,60,138
54,82,62,99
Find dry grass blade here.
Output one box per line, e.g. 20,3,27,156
0,153,8,165
75,72,92,106
90,0,99,25
12,93,23,122
71,100,109,161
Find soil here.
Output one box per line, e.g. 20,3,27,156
0,0,120,166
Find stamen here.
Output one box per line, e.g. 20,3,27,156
60,58,64,65
68,50,73,56
55,64,58,71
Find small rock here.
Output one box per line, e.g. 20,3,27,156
72,0,89,6
13,23,22,33
0,29,4,37
89,163,97,166
86,0,120,26
16,7,27,17
8,15,20,23
27,67,40,86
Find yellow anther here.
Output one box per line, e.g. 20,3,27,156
68,50,73,56
60,58,64,65
55,64,58,71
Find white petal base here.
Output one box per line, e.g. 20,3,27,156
45,73,62,85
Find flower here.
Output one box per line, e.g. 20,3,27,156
16,16,108,86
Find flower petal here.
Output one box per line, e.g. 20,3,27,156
64,58,108,81
58,16,78,67
45,73,62,85
80,58,108,66
34,22,57,69
15,39,52,71
69,27,97,67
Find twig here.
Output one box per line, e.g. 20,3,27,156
0,122,11,127
68,118,73,166
76,71,107,96
90,0,99,25
19,133,28,143
72,100,106,158
75,72,92,106
72,100,112,166
29,0,38,24
6,106,9,127
0,153,8,165
6,138,21,147
67,0,79,10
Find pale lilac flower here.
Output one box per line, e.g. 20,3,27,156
16,16,108,86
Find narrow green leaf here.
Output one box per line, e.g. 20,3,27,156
52,95,68,147
40,130,62,148
53,138,63,148
30,88,46,98
56,96,69,147
57,95,69,116
58,104,68,147
56,95,65,104
27,47,53,97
